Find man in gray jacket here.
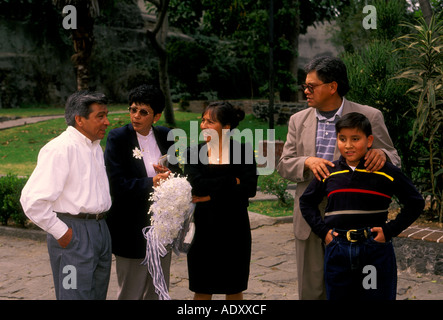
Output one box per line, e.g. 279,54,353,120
277,56,400,300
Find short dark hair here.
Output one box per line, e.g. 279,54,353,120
304,56,350,97
335,112,372,137
128,84,165,115
65,91,107,126
202,101,245,129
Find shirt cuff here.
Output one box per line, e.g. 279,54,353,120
46,219,69,240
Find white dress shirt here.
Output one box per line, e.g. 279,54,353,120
20,126,111,240
136,129,162,177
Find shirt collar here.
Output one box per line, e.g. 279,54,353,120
315,99,344,121
136,127,154,141
66,126,101,147
338,154,367,169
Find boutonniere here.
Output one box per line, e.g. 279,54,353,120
133,147,143,159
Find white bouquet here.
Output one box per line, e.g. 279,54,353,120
141,173,195,300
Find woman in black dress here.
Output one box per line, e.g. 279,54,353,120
184,101,258,300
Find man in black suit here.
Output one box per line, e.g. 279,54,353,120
104,84,180,299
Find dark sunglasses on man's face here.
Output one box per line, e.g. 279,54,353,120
301,82,330,93
128,106,150,117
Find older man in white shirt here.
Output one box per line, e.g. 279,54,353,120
20,91,112,300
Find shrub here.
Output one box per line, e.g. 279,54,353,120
393,13,443,223
341,39,417,177
259,173,293,207
0,174,28,227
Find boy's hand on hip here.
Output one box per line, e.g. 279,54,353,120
371,227,386,243
325,229,338,245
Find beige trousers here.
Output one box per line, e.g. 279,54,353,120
115,252,172,300
295,232,327,300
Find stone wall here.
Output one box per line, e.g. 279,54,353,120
0,19,74,108
252,102,307,125
394,237,443,276
298,21,343,69
188,99,269,115
0,1,154,108
1,4,343,109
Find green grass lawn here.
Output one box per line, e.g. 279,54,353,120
249,199,293,217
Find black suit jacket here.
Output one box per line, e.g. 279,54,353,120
104,124,180,258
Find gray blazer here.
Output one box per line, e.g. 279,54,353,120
277,98,401,240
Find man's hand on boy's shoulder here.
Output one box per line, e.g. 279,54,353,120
364,149,386,172
305,157,335,181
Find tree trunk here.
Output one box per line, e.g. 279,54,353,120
146,0,175,126
418,0,433,25
158,57,174,126
287,0,300,102
157,12,175,126
279,0,300,102
71,2,94,91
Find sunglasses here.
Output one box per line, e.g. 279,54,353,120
128,106,150,117
301,82,331,93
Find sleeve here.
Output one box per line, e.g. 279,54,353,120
219,142,258,203
104,130,154,198
299,177,330,240
368,109,401,168
19,145,69,240
382,166,425,241
277,115,313,183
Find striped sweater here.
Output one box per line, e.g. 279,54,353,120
300,156,424,241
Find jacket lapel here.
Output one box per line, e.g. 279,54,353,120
152,126,168,155
302,108,317,157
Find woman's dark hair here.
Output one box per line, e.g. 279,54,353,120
304,56,350,97
128,84,165,115
335,112,372,137
65,90,107,126
202,101,245,129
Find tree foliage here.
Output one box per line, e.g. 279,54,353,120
167,0,348,101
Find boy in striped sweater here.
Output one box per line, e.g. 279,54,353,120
300,112,424,300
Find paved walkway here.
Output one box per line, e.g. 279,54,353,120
0,112,127,131
1,211,443,301
0,115,64,130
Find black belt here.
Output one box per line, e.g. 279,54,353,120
334,228,372,243
56,212,106,221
